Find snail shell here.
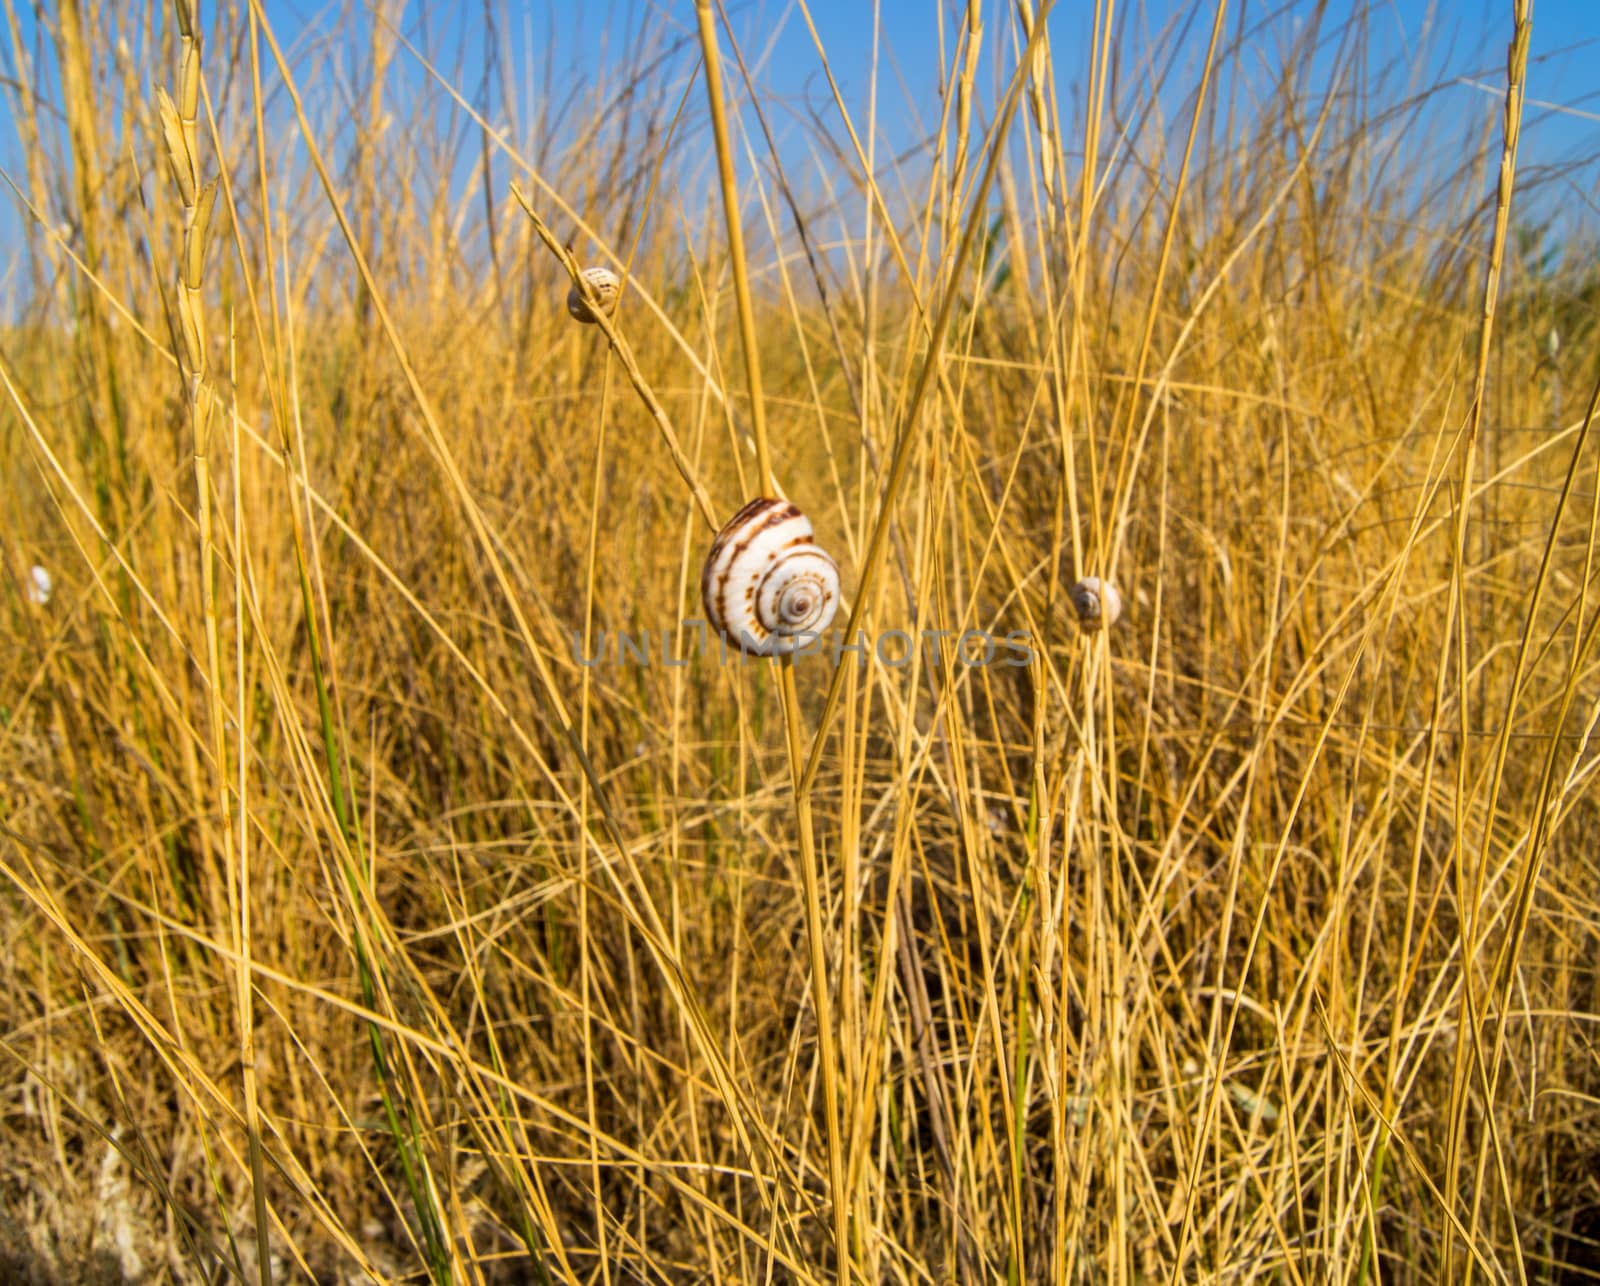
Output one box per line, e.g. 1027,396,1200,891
1070,576,1122,631
702,498,841,656
26,564,52,606
566,266,621,323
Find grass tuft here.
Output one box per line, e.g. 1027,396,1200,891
2,1,1598,1281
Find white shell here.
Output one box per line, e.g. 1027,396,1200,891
1070,576,1121,631
566,266,620,323
702,498,840,656
26,564,52,606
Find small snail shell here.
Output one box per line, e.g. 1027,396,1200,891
702,498,841,656
26,564,52,606
1070,576,1122,632
566,266,621,323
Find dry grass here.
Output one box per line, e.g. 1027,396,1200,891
2,0,1599,1281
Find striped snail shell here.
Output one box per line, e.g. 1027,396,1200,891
702,498,841,656
566,266,621,323
1070,576,1122,632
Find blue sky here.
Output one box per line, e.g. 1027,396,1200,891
1,1,1596,311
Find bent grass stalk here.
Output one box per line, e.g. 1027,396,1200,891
510,188,718,533
795,2,1061,800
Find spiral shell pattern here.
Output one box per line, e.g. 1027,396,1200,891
702,498,840,656
1070,576,1122,632
566,266,621,323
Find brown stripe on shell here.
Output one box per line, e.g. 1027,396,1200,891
718,500,799,568
703,500,789,624
708,498,789,564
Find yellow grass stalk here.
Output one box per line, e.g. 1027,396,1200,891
692,5,853,1277
154,0,274,1280
1441,2,1533,1279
